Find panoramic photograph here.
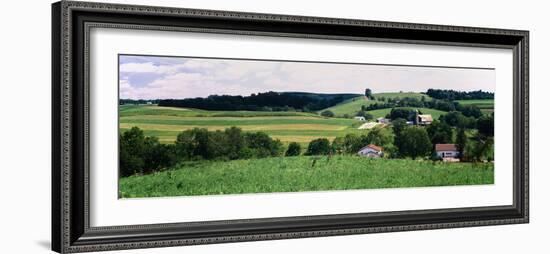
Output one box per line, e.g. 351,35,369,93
118,54,495,198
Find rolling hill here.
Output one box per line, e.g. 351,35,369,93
318,96,376,117
320,92,430,117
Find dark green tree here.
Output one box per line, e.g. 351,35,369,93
388,107,417,121
392,118,408,137
331,137,345,155
320,110,335,117
398,127,432,159
224,127,245,159
175,130,196,159
364,127,392,147
426,120,453,144
342,134,362,154
305,138,332,155
459,105,483,118
285,142,301,156
477,114,494,137
119,127,146,177
456,127,467,159
142,140,177,174
365,88,373,99
244,132,283,158
465,134,494,162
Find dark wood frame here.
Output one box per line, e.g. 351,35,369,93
52,1,529,253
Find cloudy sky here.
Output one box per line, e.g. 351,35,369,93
119,55,495,100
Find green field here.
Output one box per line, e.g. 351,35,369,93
365,107,447,119
319,96,376,117
119,156,494,198
120,105,365,145
455,99,494,114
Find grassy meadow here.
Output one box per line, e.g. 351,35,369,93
319,96,375,117
119,155,494,198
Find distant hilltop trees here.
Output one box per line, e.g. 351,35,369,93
157,91,360,112
425,89,494,100
365,88,374,100
119,99,159,105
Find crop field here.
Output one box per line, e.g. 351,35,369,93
365,107,447,119
119,155,494,198
455,99,494,114
120,105,365,145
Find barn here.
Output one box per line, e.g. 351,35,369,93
416,114,433,125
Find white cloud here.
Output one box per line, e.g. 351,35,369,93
119,56,495,100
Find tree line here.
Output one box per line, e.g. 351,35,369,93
119,99,160,105
363,97,483,119
425,89,494,100
120,126,283,177
157,92,358,112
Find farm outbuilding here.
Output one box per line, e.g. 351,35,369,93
416,114,433,125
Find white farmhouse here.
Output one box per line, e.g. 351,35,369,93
435,144,460,161
357,144,383,158
354,116,366,121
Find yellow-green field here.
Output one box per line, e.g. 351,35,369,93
120,105,366,145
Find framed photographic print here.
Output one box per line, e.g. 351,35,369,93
52,1,529,253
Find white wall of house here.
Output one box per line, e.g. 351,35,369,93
357,148,382,157
437,150,459,158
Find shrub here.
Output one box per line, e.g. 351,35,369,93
320,110,335,117
305,138,331,155
120,127,178,176
285,142,301,156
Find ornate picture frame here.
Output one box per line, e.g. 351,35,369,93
52,1,529,253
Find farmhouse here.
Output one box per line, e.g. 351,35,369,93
416,114,433,125
357,144,383,158
354,116,366,121
435,144,460,161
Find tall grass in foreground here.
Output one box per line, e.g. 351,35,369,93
119,156,493,198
